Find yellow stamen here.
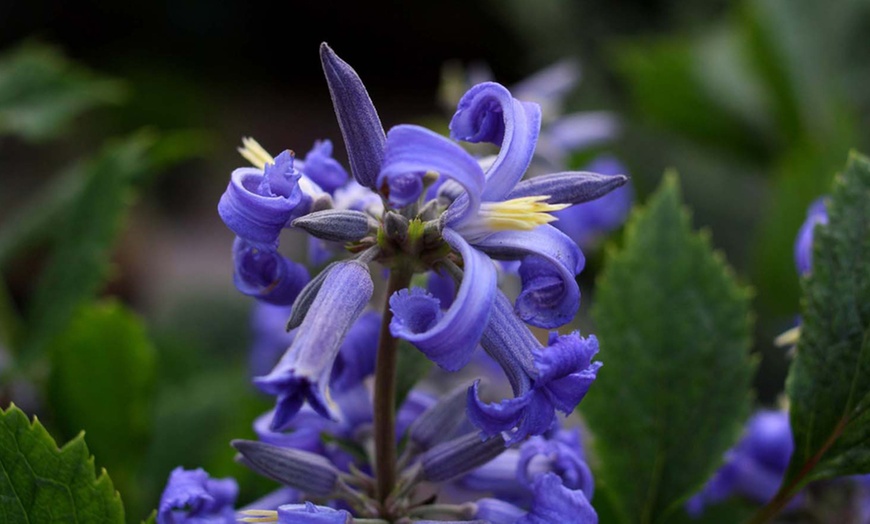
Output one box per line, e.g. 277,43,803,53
238,509,278,522
481,195,569,231
238,137,275,169
774,325,801,348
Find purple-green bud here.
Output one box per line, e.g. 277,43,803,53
232,440,340,496
292,210,374,242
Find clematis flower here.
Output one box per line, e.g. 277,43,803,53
385,82,625,369
466,292,601,443
254,260,373,429
158,467,238,524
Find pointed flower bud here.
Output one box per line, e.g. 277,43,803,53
508,171,628,206
421,432,507,483
320,43,386,190
408,383,472,451
254,260,373,428
291,210,372,243
232,440,340,497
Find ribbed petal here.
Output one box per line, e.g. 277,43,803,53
329,310,381,393
320,43,385,190
380,125,485,222
301,140,349,194
233,441,340,497
218,163,303,244
473,225,583,328
518,430,595,500
254,261,373,428
232,238,311,306
449,82,541,201
478,291,538,394
389,229,496,371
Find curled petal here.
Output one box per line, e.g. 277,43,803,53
449,82,541,201
254,261,373,428
301,140,349,194
381,125,485,222
479,291,538,394
233,238,311,305
427,268,456,310
466,380,532,440
474,498,526,524
518,430,595,500
390,229,496,371
320,43,385,190
218,162,303,244
473,225,583,328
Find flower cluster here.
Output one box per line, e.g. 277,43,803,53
158,43,630,523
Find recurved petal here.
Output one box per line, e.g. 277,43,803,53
380,125,485,218
473,225,583,328
518,473,597,524
218,166,303,244
449,82,541,201
389,229,496,371
320,43,385,190
466,380,532,440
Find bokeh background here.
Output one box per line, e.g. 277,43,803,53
2,0,869,520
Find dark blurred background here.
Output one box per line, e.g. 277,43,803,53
2,0,869,520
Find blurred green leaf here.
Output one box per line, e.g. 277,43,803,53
616,32,771,161
48,300,156,518
0,403,125,523
583,174,755,524
0,42,125,141
20,132,157,364
780,153,870,490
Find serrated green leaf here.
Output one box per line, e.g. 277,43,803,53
0,42,125,141
48,300,156,518
583,174,755,524
782,153,870,486
0,403,125,523
20,132,158,364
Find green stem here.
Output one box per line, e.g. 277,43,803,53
373,263,414,513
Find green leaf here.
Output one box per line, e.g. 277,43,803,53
782,152,870,486
21,132,158,364
583,174,755,524
0,42,125,141
48,301,156,517
396,340,433,408
0,403,125,523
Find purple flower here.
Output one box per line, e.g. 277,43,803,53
158,467,238,524
794,197,828,275
218,150,303,244
249,303,294,376
299,140,349,194
687,410,794,516
467,293,601,443
254,260,373,428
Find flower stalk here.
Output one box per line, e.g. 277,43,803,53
373,261,414,513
